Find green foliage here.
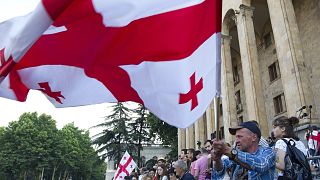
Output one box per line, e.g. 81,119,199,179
146,113,178,161
128,104,152,166
0,112,105,180
92,102,178,167
92,102,133,168
129,105,150,143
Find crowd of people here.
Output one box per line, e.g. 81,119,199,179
120,116,319,180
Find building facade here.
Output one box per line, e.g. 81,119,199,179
178,0,320,151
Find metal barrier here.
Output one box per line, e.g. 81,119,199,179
307,155,320,160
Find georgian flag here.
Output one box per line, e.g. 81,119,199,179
114,151,137,180
0,0,222,128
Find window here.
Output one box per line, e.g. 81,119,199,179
273,93,286,115
233,65,240,84
219,104,223,116
268,61,280,82
264,32,272,48
203,114,207,138
237,116,243,125
235,90,243,113
203,113,207,121
219,126,225,139
235,90,241,105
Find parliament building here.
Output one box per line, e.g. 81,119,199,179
178,0,320,151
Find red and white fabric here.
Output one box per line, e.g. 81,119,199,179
308,130,320,150
114,151,137,180
0,0,222,128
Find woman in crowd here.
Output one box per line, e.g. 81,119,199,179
272,116,307,179
148,168,156,179
156,164,169,180
190,150,201,176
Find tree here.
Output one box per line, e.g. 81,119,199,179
0,127,7,179
128,104,151,166
59,123,105,179
146,113,178,161
0,112,59,179
92,102,132,168
0,112,106,180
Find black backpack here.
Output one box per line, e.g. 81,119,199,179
282,139,312,180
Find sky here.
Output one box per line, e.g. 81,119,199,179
0,0,114,136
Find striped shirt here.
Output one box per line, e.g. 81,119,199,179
212,146,276,180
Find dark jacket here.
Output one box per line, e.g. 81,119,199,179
180,172,195,180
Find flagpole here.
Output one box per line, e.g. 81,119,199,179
214,96,220,140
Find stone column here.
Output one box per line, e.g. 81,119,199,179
188,125,195,148
178,128,186,153
221,35,238,143
195,116,206,148
186,125,195,149
206,102,215,140
197,116,206,146
194,119,199,148
185,127,190,149
236,4,268,136
267,0,316,123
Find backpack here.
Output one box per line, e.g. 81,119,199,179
282,139,312,180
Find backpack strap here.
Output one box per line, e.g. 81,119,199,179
282,138,296,147
282,138,311,173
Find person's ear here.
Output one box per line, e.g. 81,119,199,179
251,133,258,142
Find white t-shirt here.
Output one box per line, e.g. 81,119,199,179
275,138,307,177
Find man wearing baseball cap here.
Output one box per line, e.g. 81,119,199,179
211,121,276,180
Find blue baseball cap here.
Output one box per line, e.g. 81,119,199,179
229,121,261,139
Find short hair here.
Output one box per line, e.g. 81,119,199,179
152,156,158,159
181,149,187,154
157,158,166,163
187,148,195,154
205,140,212,145
175,160,188,171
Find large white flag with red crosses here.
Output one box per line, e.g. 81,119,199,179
0,0,222,128
114,151,137,180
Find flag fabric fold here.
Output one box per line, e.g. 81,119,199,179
0,0,222,128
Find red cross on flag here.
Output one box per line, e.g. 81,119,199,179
0,0,222,128
114,151,137,180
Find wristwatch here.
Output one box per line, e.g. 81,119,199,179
230,148,238,160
